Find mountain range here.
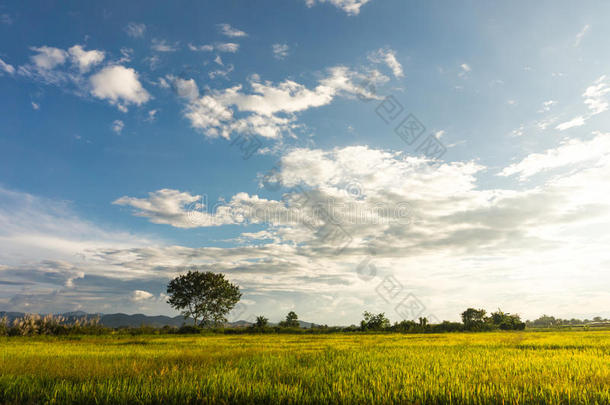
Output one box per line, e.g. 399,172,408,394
0,311,319,328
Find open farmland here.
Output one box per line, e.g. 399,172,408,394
1,331,609,404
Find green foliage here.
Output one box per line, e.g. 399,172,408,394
360,311,390,331
461,308,489,331
278,311,299,328
254,316,268,328
488,309,525,330
166,270,242,327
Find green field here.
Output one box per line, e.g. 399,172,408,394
1,331,609,404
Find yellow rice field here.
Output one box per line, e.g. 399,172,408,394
0,331,609,404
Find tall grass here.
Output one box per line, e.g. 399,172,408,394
1,331,608,404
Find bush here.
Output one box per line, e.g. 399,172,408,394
176,325,202,334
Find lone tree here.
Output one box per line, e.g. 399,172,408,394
279,311,299,327
461,308,487,330
360,311,390,331
166,270,241,327
254,316,269,328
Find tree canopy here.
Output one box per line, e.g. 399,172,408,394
279,311,299,327
166,270,241,327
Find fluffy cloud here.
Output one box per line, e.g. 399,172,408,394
131,290,154,302
89,65,151,111
583,75,610,115
108,141,610,321
30,46,68,70
368,48,403,78
305,0,372,15
183,65,383,139
68,45,105,73
217,23,247,38
14,44,109,92
17,46,78,86
4,130,610,321
113,189,237,228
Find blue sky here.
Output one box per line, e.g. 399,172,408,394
1,0,610,324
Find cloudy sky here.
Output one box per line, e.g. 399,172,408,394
1,0,609,324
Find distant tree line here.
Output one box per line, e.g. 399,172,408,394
526,315,610,328
163,270,532,333
2,269,608,336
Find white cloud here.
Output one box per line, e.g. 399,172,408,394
556,76,610,131
111,143,610,324
458,63,471,77
368,48,403,78
538,100,557,113
125,22,146,38
30,46,68,70
183,65,382,139
188,43,239,53
151,39,179,52
4,132,610,320
188,42,239,53
583,75,610,115
188,43,215,52
89,65,151,111
556,116,585,131
111,119,124,134
184,95,234,138
0,57,15,75
500,132,610,180
574,24,590,47
510,125,524,137
113,189,242,228
216,43,239,53
217,23,247,38
0,186,156,273
209,64,234,80
272,44,290,60
118,47,133,63
156,77,170,88
131,290,154,302
68,45,105,73
146,109,158,122
31,102,40,110
305,0,372,15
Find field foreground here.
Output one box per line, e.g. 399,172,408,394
1,331,609,404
